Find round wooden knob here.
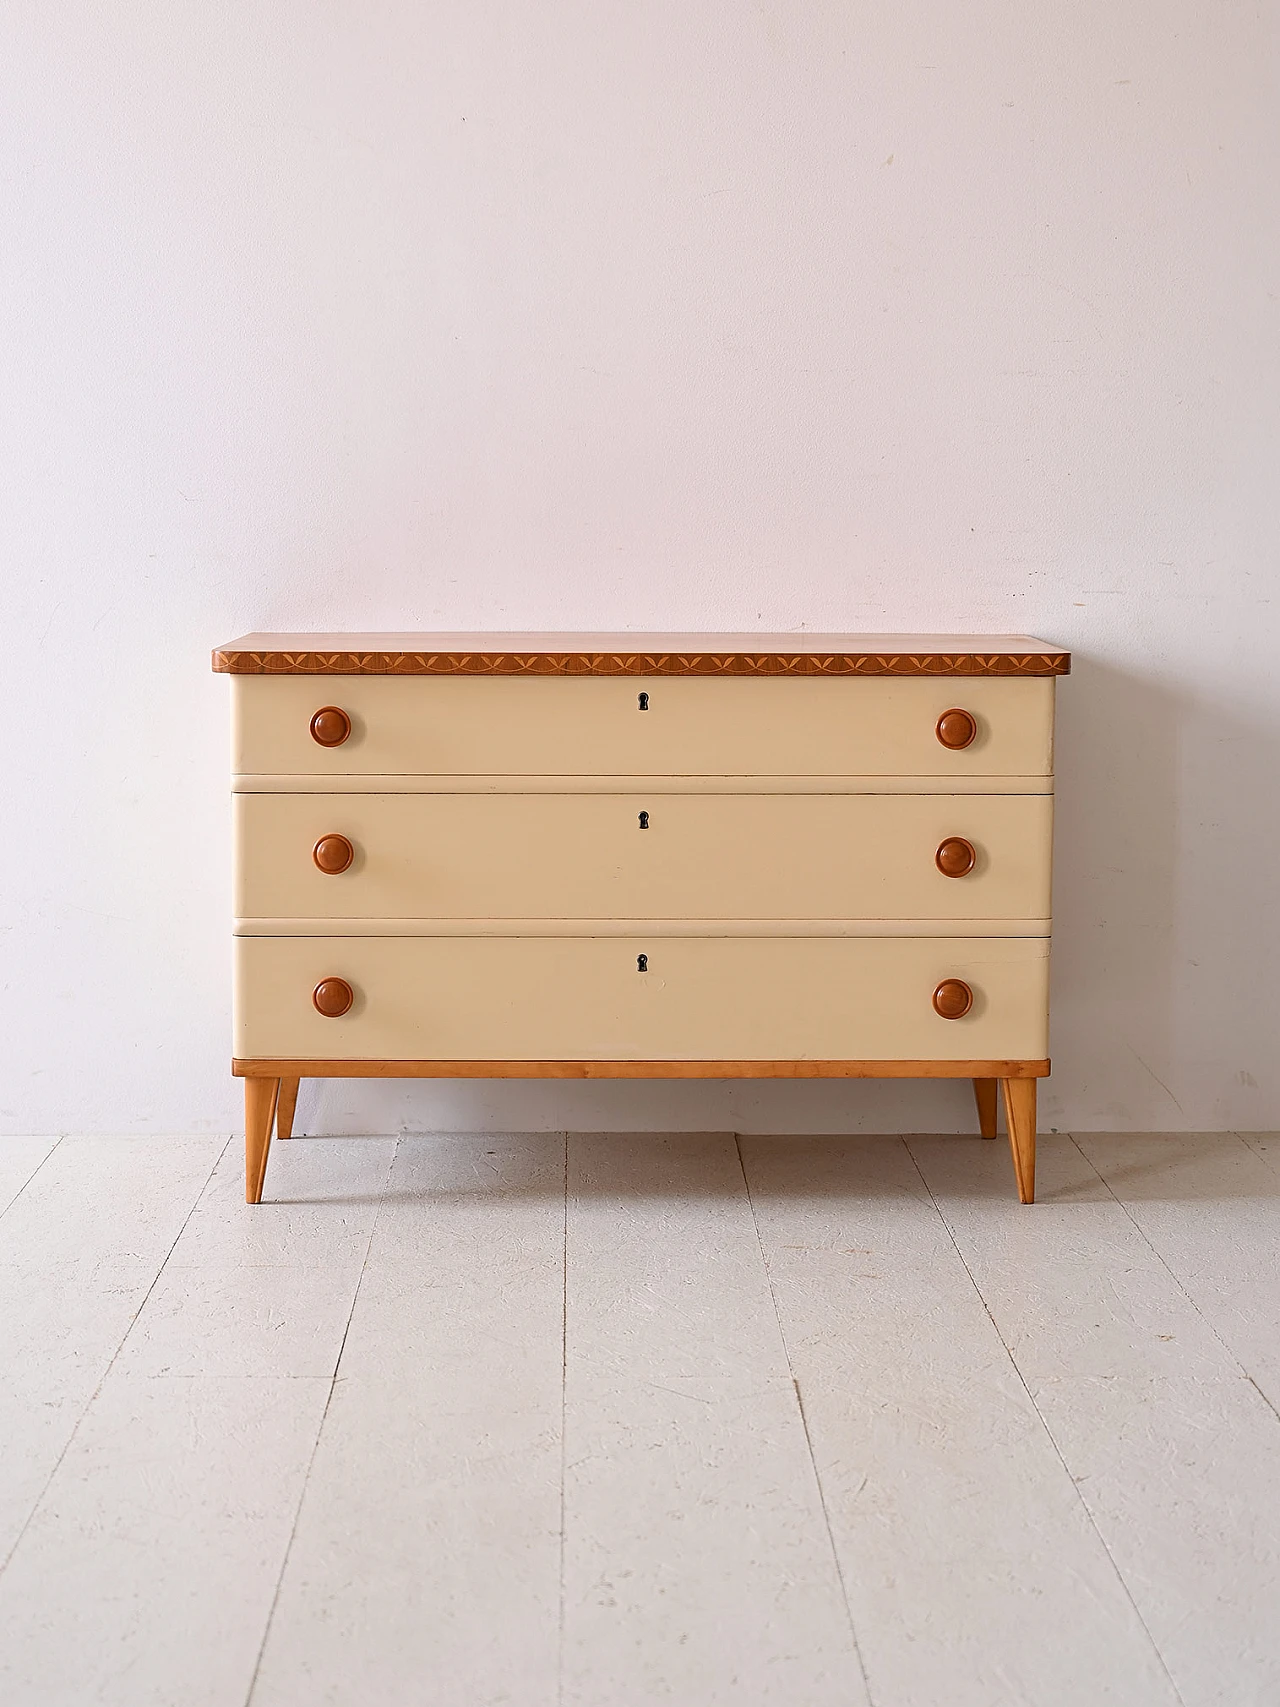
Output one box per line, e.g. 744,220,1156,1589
312,977,354,1018
935,708,977,750
310,706,352,747
312,833,354,875
935,836,977,878
932,978,974,1020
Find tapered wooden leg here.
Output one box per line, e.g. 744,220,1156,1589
245,1077,279,1205
972,1078,999,1138
275,1077,300,1140
1000,1078,1037,1204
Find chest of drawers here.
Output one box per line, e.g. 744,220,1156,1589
214,633,1069,1204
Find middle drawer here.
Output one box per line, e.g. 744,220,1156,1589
235,792,1052,923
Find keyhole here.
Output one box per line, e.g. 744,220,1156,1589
638,810,649,829
637,691,649,711
637,953,648,972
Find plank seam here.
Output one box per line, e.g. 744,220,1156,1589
733,1135,877,1706
1074,1137,1280,1432
0,1136,230,1580
242,1136,396,1705
903,1139,1187,1706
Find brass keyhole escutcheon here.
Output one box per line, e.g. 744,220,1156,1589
638,810,650,829
637,953,648,972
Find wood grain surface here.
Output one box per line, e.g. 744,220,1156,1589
232,1057,1051,1078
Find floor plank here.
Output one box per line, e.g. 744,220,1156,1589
743,1134,1175,1707
0,1374,331,1707
113,1139,398,1381
909,1135,1234,1383
250,1134,565,1707
5,1131,1280,1706
912,1132,1280,1707
0,1136,225,1563
168,1136,396,1270
0,1135,225,1270
0,1139,59,1217
562,1133,867,1707
1030,1371,1280,1707
1236,1131,1280,1174
1079,1133,1280,1411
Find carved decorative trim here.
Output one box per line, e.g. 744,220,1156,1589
213,648,1071,678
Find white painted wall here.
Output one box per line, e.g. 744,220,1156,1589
2,3,1277,1137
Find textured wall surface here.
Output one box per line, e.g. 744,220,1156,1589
2,3,1277,1134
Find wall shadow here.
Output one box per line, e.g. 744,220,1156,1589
300,651,1275,1137
1048,652,1279,1131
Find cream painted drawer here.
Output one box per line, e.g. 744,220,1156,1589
233,936,1049,1062
233,676,1054,779
235,793,1053,923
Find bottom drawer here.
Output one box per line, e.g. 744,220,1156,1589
234,936,1049,1063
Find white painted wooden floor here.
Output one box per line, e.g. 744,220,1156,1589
1,1131,1278,1706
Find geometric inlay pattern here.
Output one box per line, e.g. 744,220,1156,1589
213,647,1072,678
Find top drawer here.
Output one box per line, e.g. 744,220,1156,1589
233,676,1055,778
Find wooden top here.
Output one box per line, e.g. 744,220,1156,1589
212,633,1070,677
